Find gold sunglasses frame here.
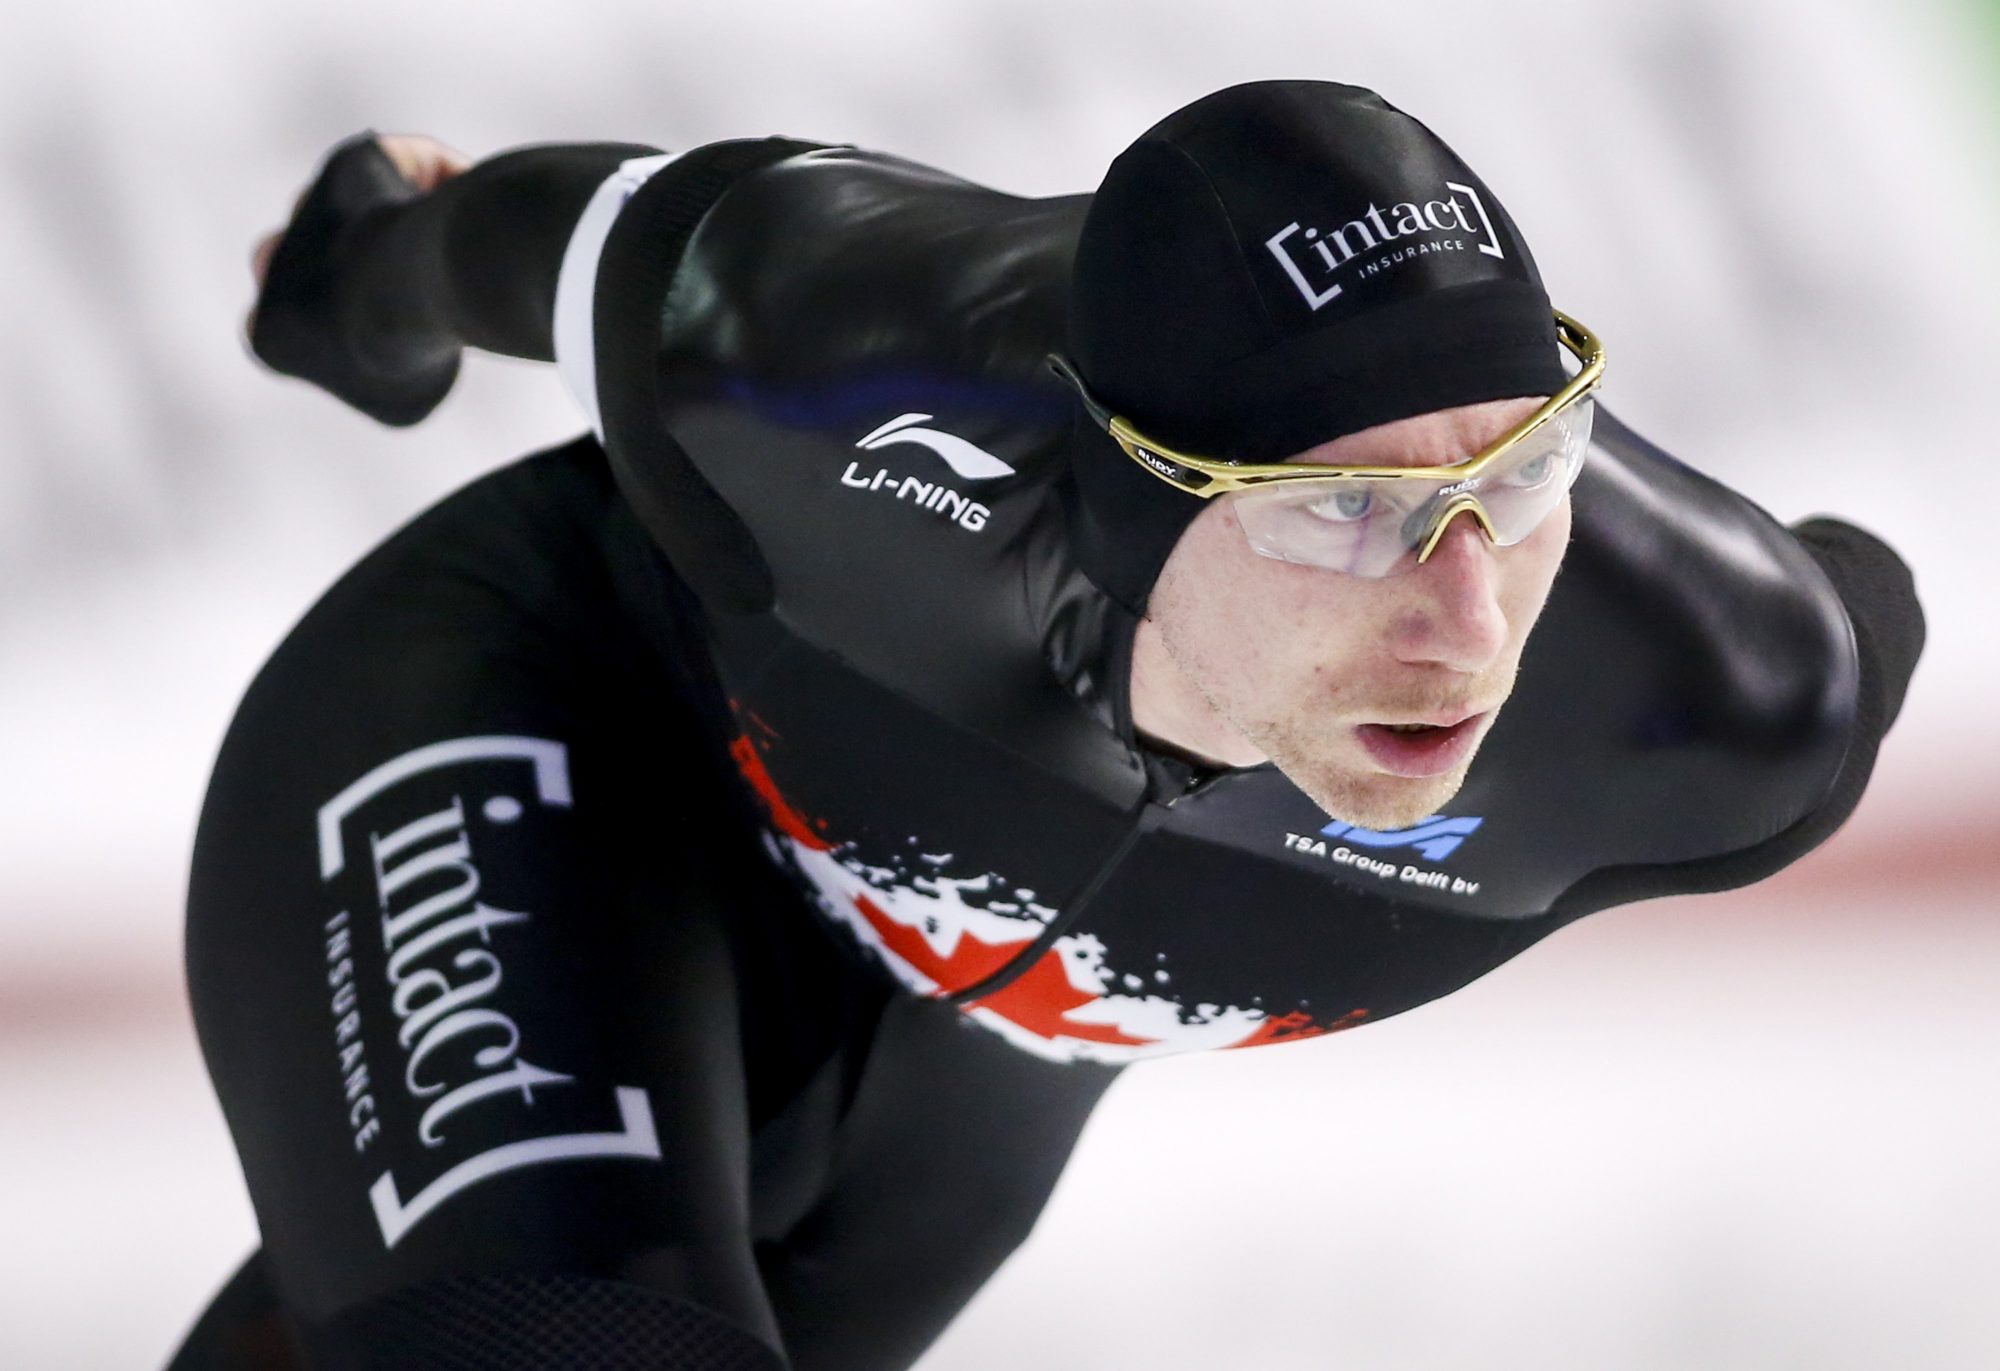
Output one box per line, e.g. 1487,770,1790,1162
1047,309,1606,502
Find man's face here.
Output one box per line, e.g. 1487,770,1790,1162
1142,396,1570,830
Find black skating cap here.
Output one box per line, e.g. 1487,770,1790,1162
1063,79,1566,614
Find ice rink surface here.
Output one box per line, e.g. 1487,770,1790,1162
8,864,1997,1369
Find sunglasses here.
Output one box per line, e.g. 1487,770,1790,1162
1049,309,1606,577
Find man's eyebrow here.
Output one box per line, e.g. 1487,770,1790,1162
1306,419,1530,468
1290,441,1470,468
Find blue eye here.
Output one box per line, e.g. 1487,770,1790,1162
1507,453,1555,488
1309,489,1374,522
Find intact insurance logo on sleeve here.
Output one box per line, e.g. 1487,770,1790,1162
1282,813,1486,897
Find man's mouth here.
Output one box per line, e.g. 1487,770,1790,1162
1354,711,1488,778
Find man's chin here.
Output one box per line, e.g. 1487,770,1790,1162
1291,763,1471,832
1252,709,1496,830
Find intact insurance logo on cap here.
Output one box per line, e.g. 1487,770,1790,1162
1264,182,1504,312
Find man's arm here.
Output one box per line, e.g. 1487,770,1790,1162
1550,508,1925,920
1777,514,1927,829
247,132,665,425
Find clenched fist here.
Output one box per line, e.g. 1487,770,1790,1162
244,129,476,426
246,133,470,333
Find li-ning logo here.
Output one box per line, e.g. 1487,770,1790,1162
1319,813,1484,862
316,736,662,1248
1265,182,1504,312
840,413,1016,532
854,412,1017,478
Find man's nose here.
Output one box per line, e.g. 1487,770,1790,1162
1392,511,1509,672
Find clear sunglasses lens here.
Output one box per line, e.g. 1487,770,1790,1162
1459,398,1592,545
1234,479,1425,576
1230,398,1593,576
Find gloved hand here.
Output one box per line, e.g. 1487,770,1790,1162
244,130,471,426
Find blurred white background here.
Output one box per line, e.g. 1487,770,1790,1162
2,0,1995,1365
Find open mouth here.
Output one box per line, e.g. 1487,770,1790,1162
1354,713,1487,778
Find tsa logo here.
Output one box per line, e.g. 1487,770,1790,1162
1318,814,1483,863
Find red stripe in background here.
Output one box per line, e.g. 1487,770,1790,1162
0,960,190,1038
0,804,1991,1038
1746,800,1989,904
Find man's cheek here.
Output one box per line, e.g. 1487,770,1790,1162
1504,526,1568,629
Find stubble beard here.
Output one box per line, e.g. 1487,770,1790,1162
1206,659,1514,831
1149,601,1504,830
1248,709,1477,830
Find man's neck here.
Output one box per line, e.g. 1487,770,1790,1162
1128,615,1269,769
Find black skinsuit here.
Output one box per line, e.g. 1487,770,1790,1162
169,133,1925,1370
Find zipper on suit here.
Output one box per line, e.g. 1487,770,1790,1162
943,769,1218,1006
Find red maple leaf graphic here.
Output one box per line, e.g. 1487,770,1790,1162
727,734,830,852
728,726,1155,1052
970,947,1158,1048
852,893,1024,993
1226,1006,1370,1049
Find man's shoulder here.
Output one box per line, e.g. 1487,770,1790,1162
1565,405,1861,763
664,143,1090,370
608,139,1094,641
1466,408,1869,914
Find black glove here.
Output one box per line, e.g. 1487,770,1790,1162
246,130,461,427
